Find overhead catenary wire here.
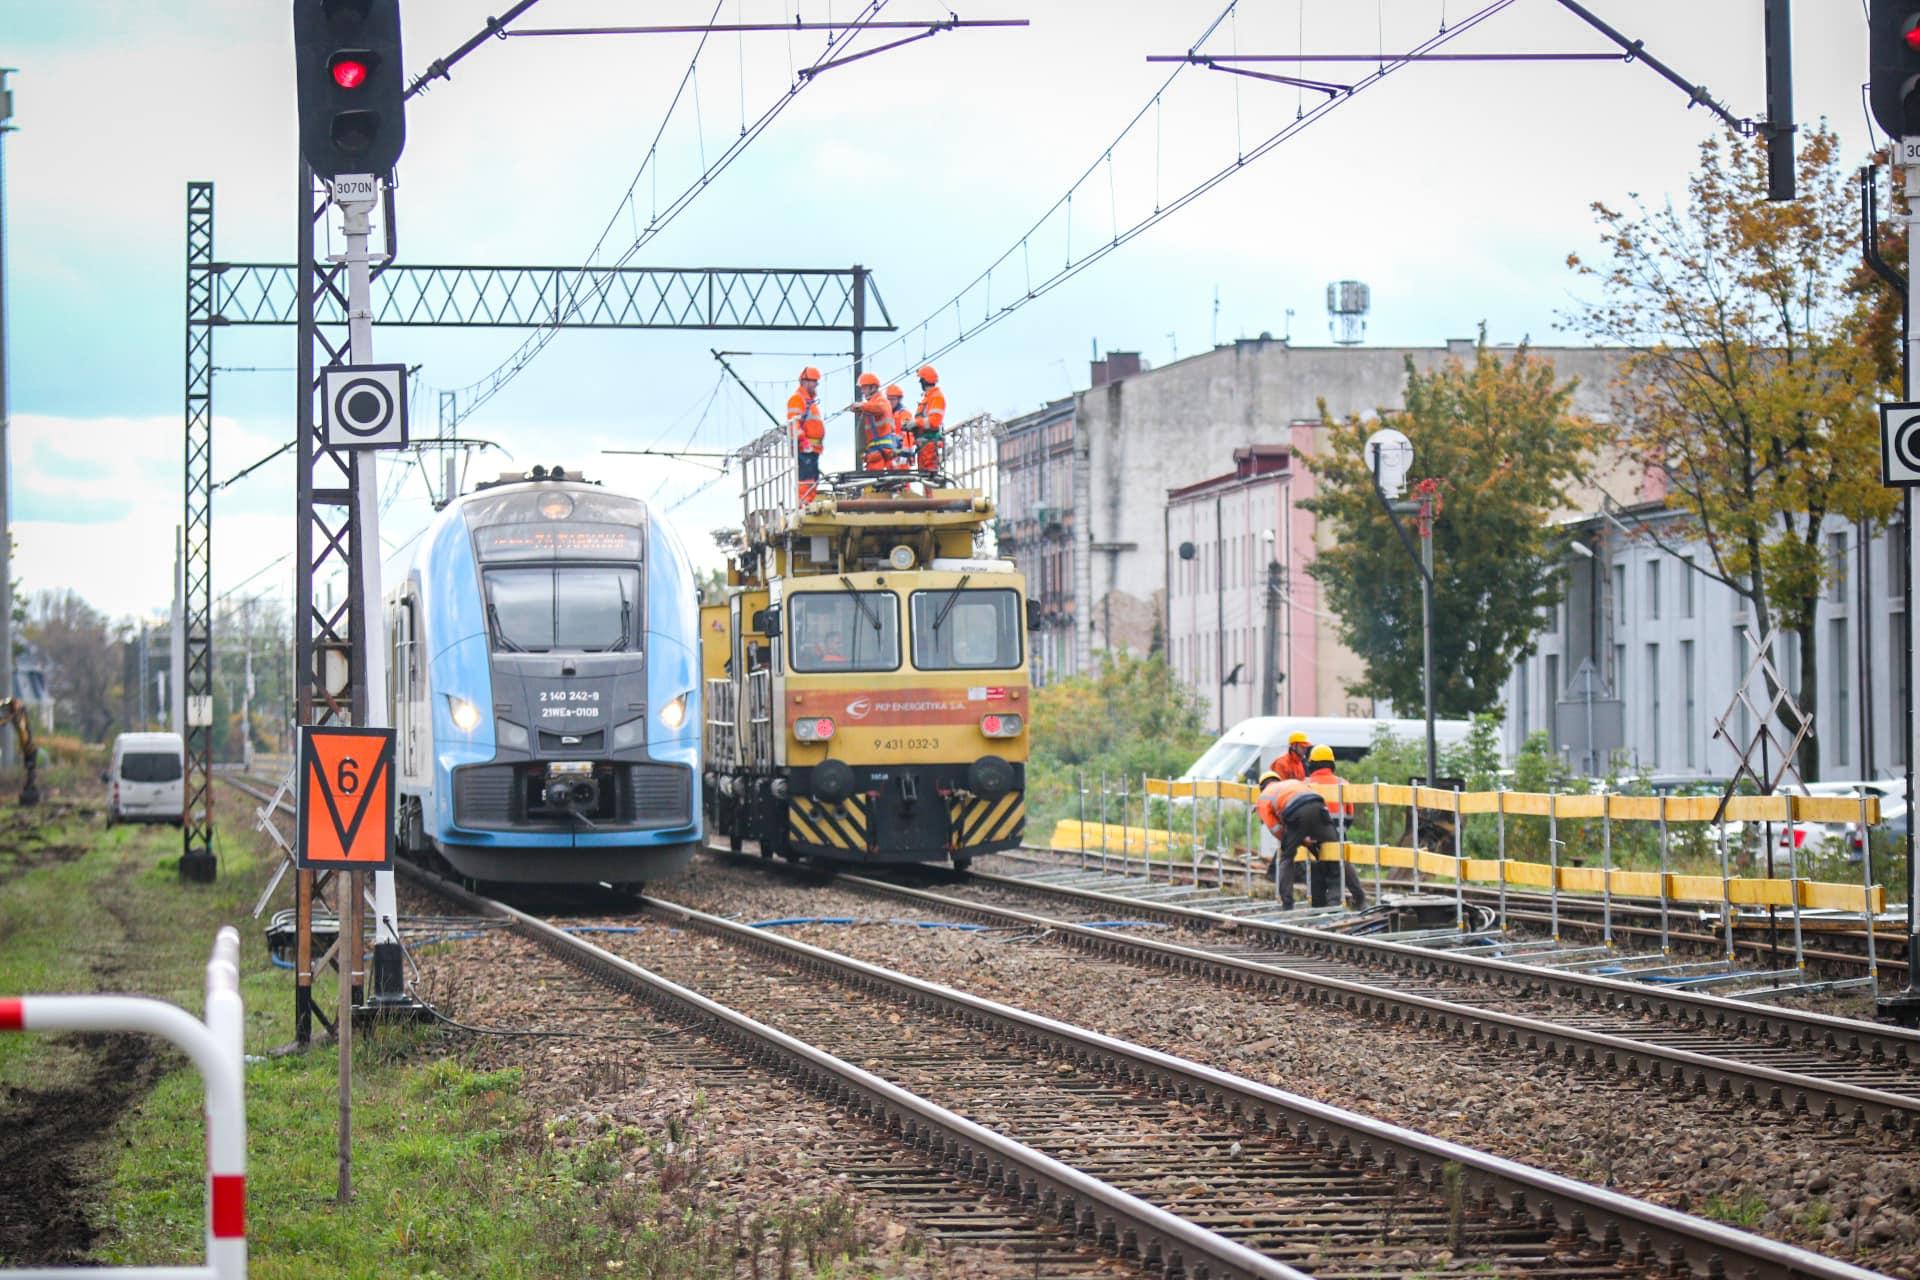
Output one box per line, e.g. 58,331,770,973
840,0,1518,395
439,2,895,431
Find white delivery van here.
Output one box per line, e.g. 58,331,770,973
1180,715,1478,784
106,732,186,825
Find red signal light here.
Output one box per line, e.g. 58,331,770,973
331,58,369,89
1907,19,1920,51
982,715,1003,736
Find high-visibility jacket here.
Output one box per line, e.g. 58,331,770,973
1307,766,1352,818
1255,778,1315,834
1272,750,1308,782
915,386,946,440
858,395,898,461
787,389,824,455
892,409,918,468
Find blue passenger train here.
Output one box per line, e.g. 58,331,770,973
385,469,702,885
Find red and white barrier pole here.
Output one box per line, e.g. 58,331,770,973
0,926,246,1280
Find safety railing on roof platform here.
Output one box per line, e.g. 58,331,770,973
739,425,796,542
942,414,1002,551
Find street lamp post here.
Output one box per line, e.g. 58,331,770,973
1366,428,1437,783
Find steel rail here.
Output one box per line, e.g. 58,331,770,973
637,882,1886,1280
800,866,1920,1132
965,866,1920,1067
391,861,1301,1280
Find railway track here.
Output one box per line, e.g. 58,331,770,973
706,851,1920,1135
998,846,1910,981
933,854,1920,1075
224,776,1891,1278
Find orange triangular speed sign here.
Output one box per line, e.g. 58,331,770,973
296,726,396,869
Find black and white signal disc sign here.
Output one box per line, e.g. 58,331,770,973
321,363,409,450
1882,402,1920,488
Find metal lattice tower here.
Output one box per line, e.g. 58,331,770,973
181,183,216,879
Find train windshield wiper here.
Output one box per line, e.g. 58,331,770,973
839,576,883,635
486,601,524,653
611,577,632,652
930,574,971,636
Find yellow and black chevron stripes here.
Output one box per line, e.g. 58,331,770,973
949,791,1024,849
790,794,869,852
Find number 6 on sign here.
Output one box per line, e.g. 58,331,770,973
297,725,396,869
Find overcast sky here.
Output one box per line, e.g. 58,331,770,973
0,1,1881,622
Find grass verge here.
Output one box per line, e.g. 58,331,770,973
0,773,859,1277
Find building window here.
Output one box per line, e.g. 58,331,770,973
1613,642,1626,702
1516,658,1529,740
1733,628,1751,748
1645,560,1660,620
1680,557,1695,619
1646,642,1660,768
1894,613,1910,767
1681,640,1696,769
1545,653,1560,754
1890,522,1908,600
1830,617,1849,767
1828,531,1848,604
1612,563,1627,631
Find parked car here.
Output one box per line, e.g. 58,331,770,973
105,732,186,826
1762,780,1905,863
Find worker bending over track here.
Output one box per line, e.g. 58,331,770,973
1304,745,1366,910
1256,765,1359,911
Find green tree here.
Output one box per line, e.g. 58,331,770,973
1025,653,1212,831
1302,338,1606,715
1564,125,1896,778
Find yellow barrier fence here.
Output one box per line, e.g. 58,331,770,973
1140,778,1879,825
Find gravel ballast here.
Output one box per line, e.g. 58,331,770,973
649,856,1920,1274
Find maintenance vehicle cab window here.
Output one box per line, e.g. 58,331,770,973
910,588,1022,671
485,567,641,653
789,590,899,673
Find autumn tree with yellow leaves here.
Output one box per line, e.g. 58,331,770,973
1565,125,1897,778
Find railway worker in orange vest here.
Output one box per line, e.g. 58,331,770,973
852,372,898,471
1306,745,1366,910
1257,774,1342,910
885,384,917,470
788,366,826,502
1270,731,1311,782
913,365,946,472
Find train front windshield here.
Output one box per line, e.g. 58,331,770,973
910,588,1022,670
485,567,640,653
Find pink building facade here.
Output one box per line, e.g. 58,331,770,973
1165,430,1362,735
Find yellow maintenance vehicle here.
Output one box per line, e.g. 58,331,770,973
702,422,1030,868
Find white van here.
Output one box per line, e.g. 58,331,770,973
106,732,186,825
1180,715,1478,783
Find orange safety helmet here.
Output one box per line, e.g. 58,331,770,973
799,366,821,382
857,371,881,388
917,365,938,385
884,383,904,398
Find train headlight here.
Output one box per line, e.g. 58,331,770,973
496,719,529,751
980,712,1023,738
659,691,690,731
793,716,835,742
447,695,482,733
887,544,916,570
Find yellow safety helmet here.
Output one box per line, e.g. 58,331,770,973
1308,744,1334,764
1258,770,1281,786
1287,731,1310,746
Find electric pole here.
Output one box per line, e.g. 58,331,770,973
0,70,17,750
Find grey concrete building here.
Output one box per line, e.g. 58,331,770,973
999,337,1636,693
1506,505,1907,785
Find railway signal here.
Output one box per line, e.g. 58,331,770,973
1870,1,1920,139
293,0,407,179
